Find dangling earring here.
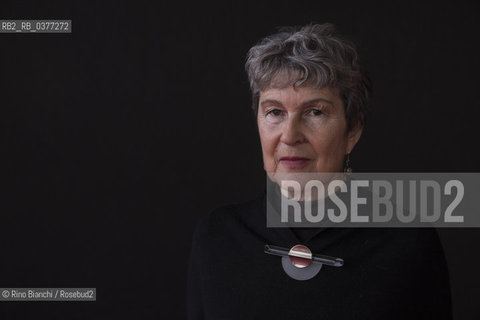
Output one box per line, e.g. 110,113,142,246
344,153,352,174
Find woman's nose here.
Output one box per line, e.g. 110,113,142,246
280,117,306,145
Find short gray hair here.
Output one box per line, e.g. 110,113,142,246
245,23,372,131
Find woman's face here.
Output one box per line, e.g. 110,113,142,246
257,85,362,176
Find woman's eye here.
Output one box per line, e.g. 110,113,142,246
309,108,323,116
267,109,283,117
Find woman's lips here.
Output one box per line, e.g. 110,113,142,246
279,157,311,168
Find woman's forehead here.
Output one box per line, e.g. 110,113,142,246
260,68,332,92
259,86,340,106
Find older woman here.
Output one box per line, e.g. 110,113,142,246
187,23,451,319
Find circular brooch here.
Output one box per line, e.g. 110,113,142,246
264,244,343,280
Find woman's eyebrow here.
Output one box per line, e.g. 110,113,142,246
260,99,283,107
259,97,336,109
301,98,335,107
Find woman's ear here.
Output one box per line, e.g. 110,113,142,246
346,123,363,154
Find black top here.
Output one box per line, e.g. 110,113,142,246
187,193,452,319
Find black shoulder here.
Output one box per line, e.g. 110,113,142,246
191,193,265,244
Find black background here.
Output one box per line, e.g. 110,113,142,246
1,1,479,319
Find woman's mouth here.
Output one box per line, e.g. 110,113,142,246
279,157,311,169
